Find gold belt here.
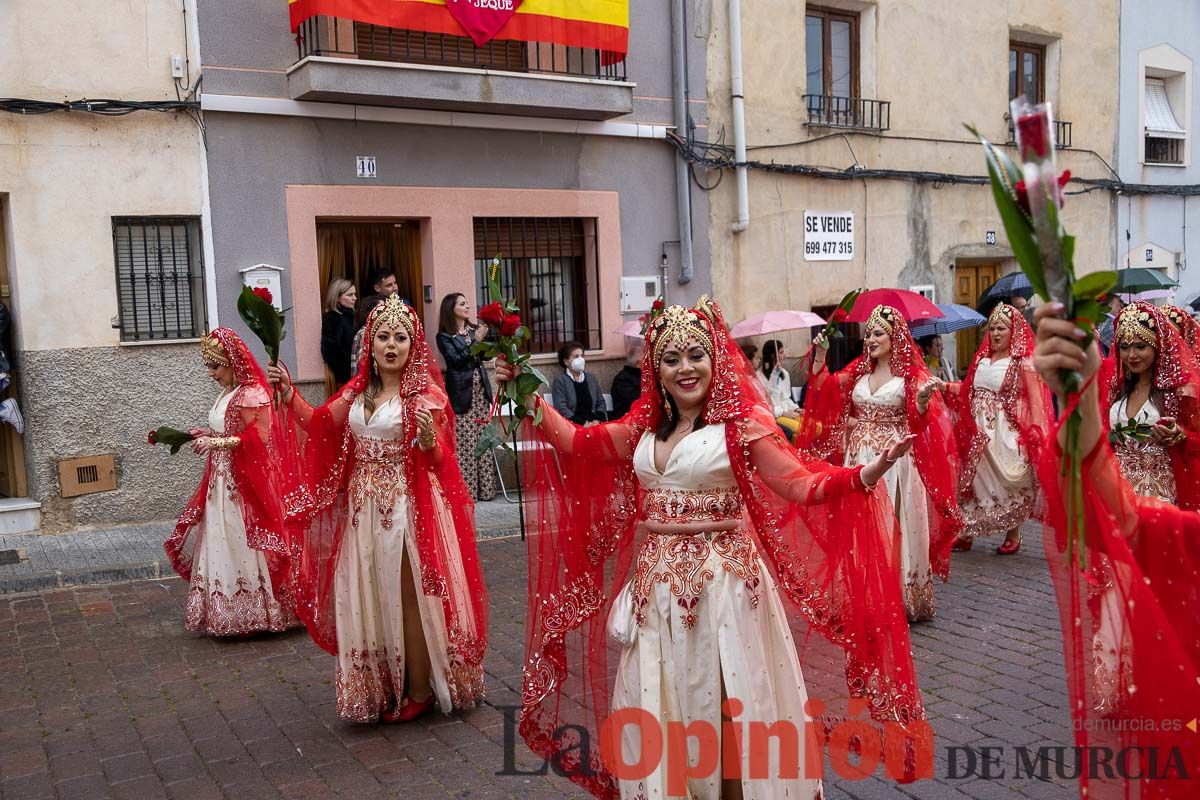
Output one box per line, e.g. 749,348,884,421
642,486,743,525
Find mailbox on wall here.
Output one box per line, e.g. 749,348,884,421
239,264,286,312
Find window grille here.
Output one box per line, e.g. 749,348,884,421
113,217,206,342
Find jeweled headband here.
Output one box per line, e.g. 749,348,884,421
988,303,1015,327
1116,306,1158,349
200,332,230,367
648,304,713,368
1163,304,1189,331
366,294,416,341
865,304,899,335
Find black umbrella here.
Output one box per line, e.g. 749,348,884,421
978,272,1034,307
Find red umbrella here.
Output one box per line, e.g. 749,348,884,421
846,288,944,323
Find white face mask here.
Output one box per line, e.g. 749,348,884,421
570,356,586,373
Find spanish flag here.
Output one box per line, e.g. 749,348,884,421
288,0,629,61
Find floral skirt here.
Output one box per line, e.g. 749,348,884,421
184,477,297,636
454,371,498,501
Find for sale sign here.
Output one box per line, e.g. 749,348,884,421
804,211,855,261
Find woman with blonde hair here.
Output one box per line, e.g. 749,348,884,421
321,278,358,388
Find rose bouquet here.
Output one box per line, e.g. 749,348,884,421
472,256,549,456
237,286,289,408
147,426,196,455
969,100,1116,567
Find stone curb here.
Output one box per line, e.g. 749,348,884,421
0,525,524,596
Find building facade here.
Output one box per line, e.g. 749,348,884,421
1116,0,1200,301
195,0,711,397
0,1,212,531
703,0,1120,375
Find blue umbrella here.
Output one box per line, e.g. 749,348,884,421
980,272,1033,304
910,304,987,337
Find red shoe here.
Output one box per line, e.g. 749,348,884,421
391,696,435,723
952,536,973,551
996,534,1022,555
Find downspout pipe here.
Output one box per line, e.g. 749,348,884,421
670,0,695,284
729,0,749,233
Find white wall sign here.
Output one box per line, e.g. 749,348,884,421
239,264,285,312
986,231,997,246
804,211,854,261
356,156,376,179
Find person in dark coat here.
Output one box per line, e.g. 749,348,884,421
609,338,643,420
435,293,497,500
550,341,606,425
320,278,357,386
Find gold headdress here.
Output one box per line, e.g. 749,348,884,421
200,332,231,367
1163,304,1188,330
865,305,899,335
1116,306,1158,349
648,304,713,368
988,303,1015,326
366,294,416,341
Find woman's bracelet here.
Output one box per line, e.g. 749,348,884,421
209,435,241,450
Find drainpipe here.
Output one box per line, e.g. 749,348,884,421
729,0,749,233
670,0,695,284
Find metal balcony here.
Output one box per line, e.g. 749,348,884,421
802,95,891,132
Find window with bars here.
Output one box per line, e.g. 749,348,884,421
473,218,601,355
113,217,206,342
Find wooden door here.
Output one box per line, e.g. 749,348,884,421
0,203,27,498
953,262,1001,378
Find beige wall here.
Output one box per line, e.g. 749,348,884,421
0,0,204,351
704,0,1120,325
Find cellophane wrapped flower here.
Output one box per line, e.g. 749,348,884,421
472,256,549,456
969,102,1116,569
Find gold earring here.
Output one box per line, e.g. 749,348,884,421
660,384,673,421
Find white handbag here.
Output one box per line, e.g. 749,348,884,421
606,582,639,647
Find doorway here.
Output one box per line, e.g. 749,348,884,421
953,261,1001,378
316,220,422,307
0,199,27,498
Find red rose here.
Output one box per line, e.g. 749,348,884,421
1015,110,1050,160
147,430,157,445
1015,180,1030,216
252,287,273,304
479,301,505,327
499,314,521,337
652,299,664,311
830,309,848,323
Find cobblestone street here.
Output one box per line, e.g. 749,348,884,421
0,522,1076,800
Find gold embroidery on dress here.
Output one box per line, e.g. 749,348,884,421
630,529,761,629
847,402,908,456
642,486,743,525
1113,438,1176,503
183,573,295,636
348,435,409,529
903,570,935,622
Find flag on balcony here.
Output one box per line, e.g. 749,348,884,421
289,0,629,61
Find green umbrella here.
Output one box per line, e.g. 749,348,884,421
1113,268,1178,293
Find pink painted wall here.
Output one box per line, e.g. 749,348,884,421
284,185,623,381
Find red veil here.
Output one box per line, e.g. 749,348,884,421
1038,398,1200,799
1103,302,1200,510
165,328,295,604
1162,304,1200,362
517,297,926,799
288,301,488,706
799,305,964,579
952,303,1052,498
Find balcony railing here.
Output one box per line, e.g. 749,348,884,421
1006,116,1073,149
802,95,891,132
295,16,627,81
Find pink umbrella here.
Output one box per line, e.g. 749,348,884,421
729,310,827,339
847,288,944,323
614,319,644,338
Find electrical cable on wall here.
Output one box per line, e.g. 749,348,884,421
0,99,199,116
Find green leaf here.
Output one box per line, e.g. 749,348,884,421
514,326,529,342
533,403,544,426
470,342,494,357
473,421,507,459
1073,299,1106,327
1072,270,1117,301
981,147,1048,299
515,371,542,397
527,365,550,387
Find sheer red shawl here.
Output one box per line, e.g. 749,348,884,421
517,298,926,799
165,328,295,604
799,306,964,579
289,307,488,706
1103,302,1200,510
953,304,1052,495
1038,397,1200,799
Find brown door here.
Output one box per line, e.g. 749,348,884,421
953,262,1001,378
0,202,27,498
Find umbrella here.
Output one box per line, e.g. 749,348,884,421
729,310,827,339
614,320,643,338
847,288,944,323
979,272,1034,305
1113,268,1178,293
910,304,987,338
1116,289,1173,304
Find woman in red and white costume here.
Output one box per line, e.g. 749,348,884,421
272,295,487,723
1033,301,1200,800
498,297,925,800
944,303,1051,554
1103,301,1200,509
164,328,298,636
802,304,963,621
